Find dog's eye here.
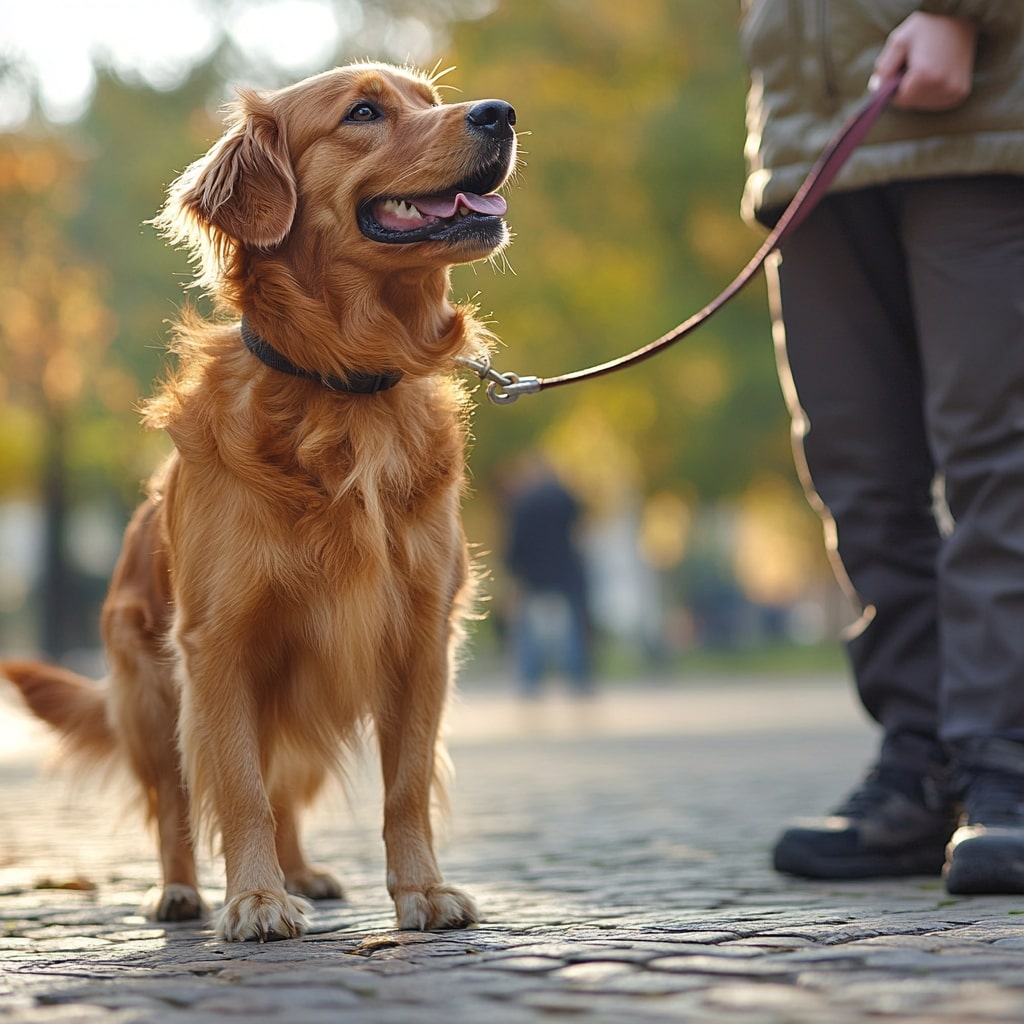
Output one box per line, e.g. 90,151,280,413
345,102,382,123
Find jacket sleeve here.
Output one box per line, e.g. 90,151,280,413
918,1,1022,33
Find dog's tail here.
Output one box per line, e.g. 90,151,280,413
2,659,117,762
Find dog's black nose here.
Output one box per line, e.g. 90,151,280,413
466,100,516,141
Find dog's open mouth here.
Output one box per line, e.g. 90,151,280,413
358,190,508,244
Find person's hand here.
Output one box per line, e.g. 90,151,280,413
870,11,977,110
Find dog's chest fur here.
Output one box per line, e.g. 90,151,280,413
161,365,468,628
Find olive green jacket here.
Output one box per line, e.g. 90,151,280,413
740,0,1024,223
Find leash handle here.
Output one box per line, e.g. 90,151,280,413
474,74,902,403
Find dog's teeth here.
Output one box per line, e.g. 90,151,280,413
384,199,423,220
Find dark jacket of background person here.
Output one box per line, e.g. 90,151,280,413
740,0,1024,223
505,474,588,610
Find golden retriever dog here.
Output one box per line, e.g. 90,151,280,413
2,62,516,942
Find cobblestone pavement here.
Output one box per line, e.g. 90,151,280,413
3,673,1024,1023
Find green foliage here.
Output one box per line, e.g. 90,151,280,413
446,1,789,504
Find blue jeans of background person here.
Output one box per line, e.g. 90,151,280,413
514,592,591,697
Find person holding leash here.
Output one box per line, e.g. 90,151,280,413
739,1,1024,891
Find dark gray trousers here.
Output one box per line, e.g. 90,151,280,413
767,175,1024,770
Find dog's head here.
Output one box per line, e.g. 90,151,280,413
157,62,517,311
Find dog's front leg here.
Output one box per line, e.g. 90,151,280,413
176,642,310,942
376,655,478,931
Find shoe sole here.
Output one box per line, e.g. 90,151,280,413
774,838,947,880
945,836,1024,894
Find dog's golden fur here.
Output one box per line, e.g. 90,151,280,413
2,62,516,941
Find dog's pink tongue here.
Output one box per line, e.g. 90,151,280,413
415,192,507,217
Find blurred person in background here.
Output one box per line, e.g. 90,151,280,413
740,1,1024,892
503,453,593,698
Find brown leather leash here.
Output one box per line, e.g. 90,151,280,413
460,74,902,405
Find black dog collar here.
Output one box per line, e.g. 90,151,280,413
241,316,403,394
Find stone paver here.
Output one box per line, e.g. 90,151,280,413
3,674,1024,1022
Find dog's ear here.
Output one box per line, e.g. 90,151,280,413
177,91,297,248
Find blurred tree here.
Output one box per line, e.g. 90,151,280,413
447,0,791,503
0,135,119,653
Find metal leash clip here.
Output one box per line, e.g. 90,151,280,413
456,353,541,405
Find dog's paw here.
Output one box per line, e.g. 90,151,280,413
285,866,344,901
216,890,311,942
394,884,478,931
142,884,207,923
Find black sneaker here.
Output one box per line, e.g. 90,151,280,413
944,768,1024,894
773,762,959,879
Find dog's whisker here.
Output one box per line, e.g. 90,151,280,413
428,62,458,87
